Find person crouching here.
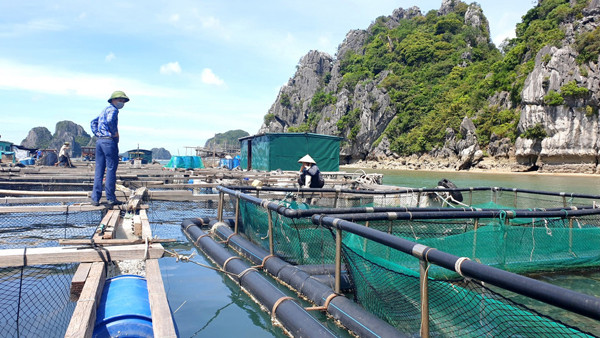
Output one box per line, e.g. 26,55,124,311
297,154,325,188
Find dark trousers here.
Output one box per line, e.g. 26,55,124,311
91,138,119,202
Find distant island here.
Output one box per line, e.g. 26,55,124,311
16,120,236,160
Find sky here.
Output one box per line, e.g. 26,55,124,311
0,0,536,156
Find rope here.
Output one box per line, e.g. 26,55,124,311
194,233,210,245
144,237,149,260
222,256,242,271
219,233,236,245
305,293,338,311
163,249,239,277
252,254,276,269
271,296,295,321
17,248,26,338
237,267,258,280
498,210,507,224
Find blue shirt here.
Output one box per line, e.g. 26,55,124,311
91,104,119,138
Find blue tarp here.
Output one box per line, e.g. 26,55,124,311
219,155,240,170
164,156,205,169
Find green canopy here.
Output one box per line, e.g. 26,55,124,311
239,133,341,172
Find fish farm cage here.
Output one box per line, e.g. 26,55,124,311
3,183,600,337
193,185,600,337
0,205,103,337
0,198,213,337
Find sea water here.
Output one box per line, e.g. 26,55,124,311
157,169,600,337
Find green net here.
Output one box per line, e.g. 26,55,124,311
234,191,600,336
352,214,600,279
239,199,337,265
342,237,594,336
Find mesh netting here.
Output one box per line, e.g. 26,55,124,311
354,214,600,279
0,263,77,337
342,238,593,336
146,200,224,224
0,207,102,337
0,208,102,249
234,192,600,336
239,199,337,265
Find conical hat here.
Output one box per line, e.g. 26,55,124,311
298,154,316,164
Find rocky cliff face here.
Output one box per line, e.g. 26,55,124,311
259,0,600,173
516,0,600,173
259,0,490,164
21,127,53,149
151,148,172,160
22,121,92,157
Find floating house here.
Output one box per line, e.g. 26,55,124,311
0,140,15,164
125,149,153,164
82,146,95,161
239,133,342,171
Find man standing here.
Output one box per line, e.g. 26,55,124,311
90,91,129,207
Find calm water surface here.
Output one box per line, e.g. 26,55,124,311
158,169,600,337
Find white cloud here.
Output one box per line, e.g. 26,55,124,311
105,52,115,62
0,58,180,100
201,68,225,86
168,14,180,23
201,16,220,29
160,61,182,75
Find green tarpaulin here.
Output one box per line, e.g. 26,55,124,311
239,133,341,172
164,156,204,169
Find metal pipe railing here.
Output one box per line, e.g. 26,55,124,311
313,214,600,321
218,185,600,200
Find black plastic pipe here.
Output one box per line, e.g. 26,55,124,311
181,219,335,338
208,220,404,338
219,185,600,200
313,214,600,321
329,207,600,222
217,185,600,220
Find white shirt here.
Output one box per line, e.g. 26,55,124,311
59,145,70,157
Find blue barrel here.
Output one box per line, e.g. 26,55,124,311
93,275,153,338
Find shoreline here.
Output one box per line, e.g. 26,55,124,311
340,160,600,178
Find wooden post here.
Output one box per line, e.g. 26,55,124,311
218,191,224,222
419,259,430,338
335,228,342,294
65,262,106,338
234,197,240,234
268,210,274,256
146,259,178,337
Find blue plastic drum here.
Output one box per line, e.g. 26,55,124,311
93,275,153,338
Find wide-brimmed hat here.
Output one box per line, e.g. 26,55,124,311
64,142,70,145
108,90,130,103
298,154,316,164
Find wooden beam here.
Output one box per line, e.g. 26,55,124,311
140,209,152,240
59,238,176,246
0,244,164,268
0,188,89,195
146,259,178,337
102,209,121,240
0,196,91,205
127,187,147,211
133,215,142,237
65,261,106,338
0,204,102,214
70,262,92,301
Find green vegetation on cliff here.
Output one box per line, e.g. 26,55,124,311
205,129,249,149
324,0,589,155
